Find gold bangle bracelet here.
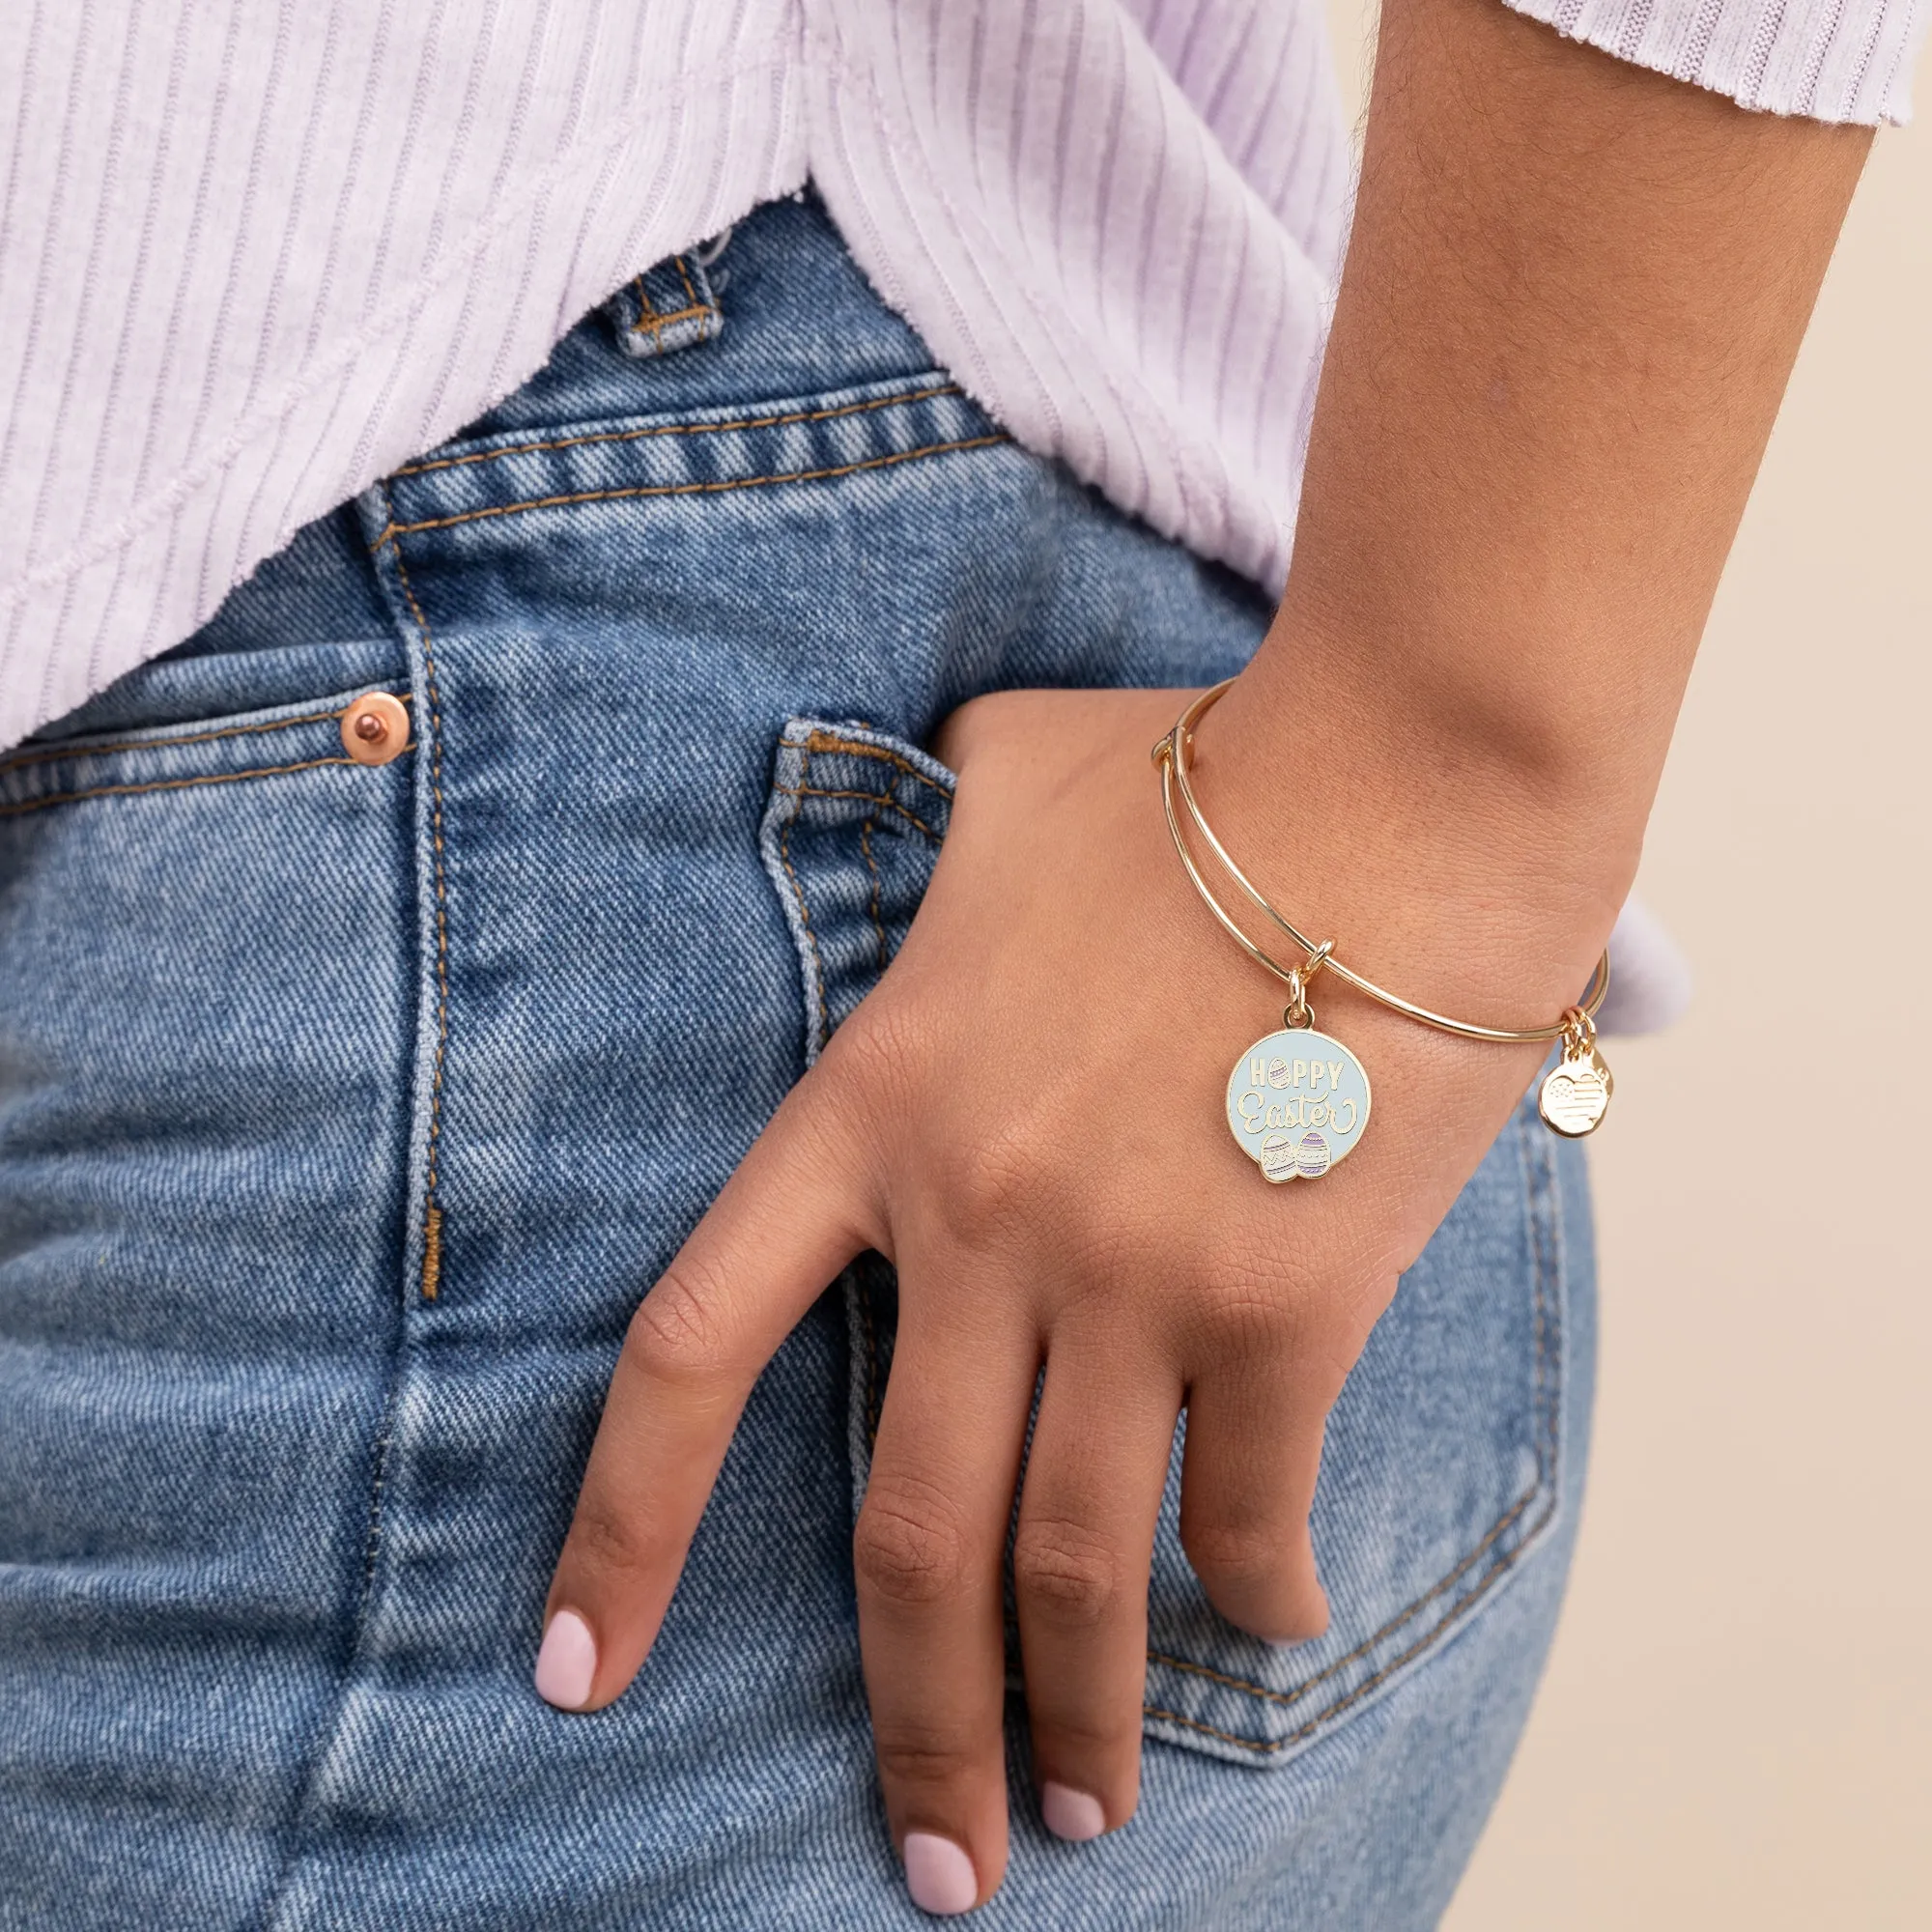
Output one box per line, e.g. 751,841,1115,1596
1151,679,1615,1174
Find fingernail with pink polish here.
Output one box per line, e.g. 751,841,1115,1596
903,1832,978,1915
533,1607,597,1710
1040,1780,1106,1842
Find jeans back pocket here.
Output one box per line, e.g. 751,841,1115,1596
760,715,1577,1770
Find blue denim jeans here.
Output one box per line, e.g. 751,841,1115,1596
0,194,1596,1929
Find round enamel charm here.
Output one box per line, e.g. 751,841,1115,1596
1226,1030,1371,1182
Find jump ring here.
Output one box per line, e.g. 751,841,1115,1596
1283,966,1313,1029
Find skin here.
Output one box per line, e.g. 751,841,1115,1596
541,0,1874,1910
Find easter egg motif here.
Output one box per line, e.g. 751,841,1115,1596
1538,1040,1614,1138
1259,1132,1297,1181
1226,1030,1371,1183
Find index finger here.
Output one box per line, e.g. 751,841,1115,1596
535,1072,878,1710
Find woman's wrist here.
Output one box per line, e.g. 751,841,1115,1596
1182,0,1869,1055
1197,631,1635,1031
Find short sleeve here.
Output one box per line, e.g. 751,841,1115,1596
1498,0,1929,125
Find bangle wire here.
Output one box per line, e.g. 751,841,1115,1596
1152,679,1609,1045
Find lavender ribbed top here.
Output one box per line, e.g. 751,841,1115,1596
0,0,1923,750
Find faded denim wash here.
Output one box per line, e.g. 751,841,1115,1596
0,193,1596,1929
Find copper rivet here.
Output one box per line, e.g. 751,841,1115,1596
340,691,411,766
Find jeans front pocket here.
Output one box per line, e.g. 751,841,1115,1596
0,675,420,1514
757,717,955,1073
759,715,1583,1772
757,717,954,1510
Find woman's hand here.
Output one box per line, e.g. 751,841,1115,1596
538,0,1873,1903
535,681,1593,1912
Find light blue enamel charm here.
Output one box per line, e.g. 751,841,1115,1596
1225,1029,1372,1182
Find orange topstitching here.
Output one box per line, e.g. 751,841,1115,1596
389,384,964,481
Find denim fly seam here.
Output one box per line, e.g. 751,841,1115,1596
220,497,442,1932
366,486,454,1307
762,713,1574,1771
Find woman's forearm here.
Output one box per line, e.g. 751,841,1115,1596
1211,0,1870,1016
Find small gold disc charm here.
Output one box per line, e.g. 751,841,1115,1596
1538,1009,1613,1138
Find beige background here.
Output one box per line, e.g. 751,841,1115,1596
1319,7,1932,1925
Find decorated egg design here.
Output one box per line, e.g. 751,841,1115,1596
1259,1132,1297,1181
1226,1029,1371,1182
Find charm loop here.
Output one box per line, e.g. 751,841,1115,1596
1281,941,1332,1029
1283,969,1313,1030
